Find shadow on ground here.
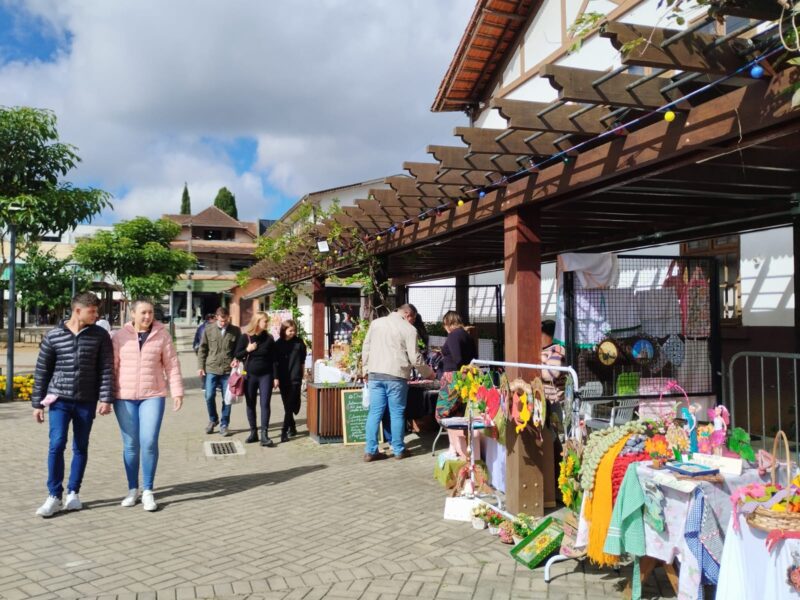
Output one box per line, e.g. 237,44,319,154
85,464,328,510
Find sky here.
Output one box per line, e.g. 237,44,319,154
0,0,474,224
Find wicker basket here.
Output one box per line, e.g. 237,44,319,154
745,431,800,533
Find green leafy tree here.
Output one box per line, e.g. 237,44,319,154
180,183,191,214
0,106,112,274
16,245,91,314
213,186,238,219
72,217,195,299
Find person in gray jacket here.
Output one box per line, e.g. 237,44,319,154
31,292,114,517
197,306,241,436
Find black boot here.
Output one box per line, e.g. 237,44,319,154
280,429,290,443
245,429,258,444
260,428,274,447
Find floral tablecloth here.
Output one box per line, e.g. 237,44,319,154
576,463,768,600
716,513,800,600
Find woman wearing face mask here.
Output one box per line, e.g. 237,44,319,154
112,299,184,512
273,320,307,443
233,311,277,446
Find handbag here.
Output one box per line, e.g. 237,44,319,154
227,335,250,399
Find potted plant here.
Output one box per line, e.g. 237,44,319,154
512,513,537,545
645,434,671,469
486,508,504,535
498,520,515,544
471,504,488,530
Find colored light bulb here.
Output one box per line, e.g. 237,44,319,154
664,110,676,122
750,64,764,79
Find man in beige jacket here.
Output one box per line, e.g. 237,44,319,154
361,304,425,461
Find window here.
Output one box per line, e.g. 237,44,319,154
681,235,741,323
203,229,222,240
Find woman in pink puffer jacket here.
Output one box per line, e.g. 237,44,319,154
112,299,184,512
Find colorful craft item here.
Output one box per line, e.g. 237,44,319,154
509,379,532,434
597,339,620,366
481,386,501,420
531,377,547,430
611,451,648,505
631,338,655,363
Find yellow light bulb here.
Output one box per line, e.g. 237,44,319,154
457,199,464,206
664,110,676,122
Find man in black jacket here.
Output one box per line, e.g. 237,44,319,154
31,292,114,517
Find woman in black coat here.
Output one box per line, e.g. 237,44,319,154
273,319,307,443
233,311,276,446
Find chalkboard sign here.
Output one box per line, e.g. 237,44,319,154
341,389,369,445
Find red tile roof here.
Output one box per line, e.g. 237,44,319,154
171,240,256,255
432,0,537,112
163,206,257,237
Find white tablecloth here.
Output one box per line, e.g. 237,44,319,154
482,436,506,493
717,513,800,600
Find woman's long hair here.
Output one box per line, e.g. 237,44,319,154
279,319,298,340
442,310,464,329
246,311,269,335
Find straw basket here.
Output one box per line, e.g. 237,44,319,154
745,431,800,533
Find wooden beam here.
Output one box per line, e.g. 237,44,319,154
455,127,565,155
403,162,489,187
491,98,608,134
543,64,690,109
505,67,800,210
602,22,745,75
428,145,526,173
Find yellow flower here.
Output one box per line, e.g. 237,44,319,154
772,503,787,512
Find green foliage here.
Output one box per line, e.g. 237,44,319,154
72,217,195,299
0,106,111,270
728,427,756,462
16,245,91,313
235,268,251,288
267,283,309,346
567,11,605,53
345,318,368,372
180,183,191,214
213,186,238,219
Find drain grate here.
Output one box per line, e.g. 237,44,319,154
204,440,246,457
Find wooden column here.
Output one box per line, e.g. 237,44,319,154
504,206,547,516
455,275,469,323
312,276,326,361
395,284,407,307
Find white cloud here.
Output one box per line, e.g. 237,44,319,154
0,0,473,221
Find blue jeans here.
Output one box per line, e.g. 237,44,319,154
205,373,231,427
114,397,165,491
47,399,97,497
365,379,408,455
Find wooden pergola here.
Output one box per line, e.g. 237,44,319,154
251,4,800,515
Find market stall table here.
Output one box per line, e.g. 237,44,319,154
576,462,768,600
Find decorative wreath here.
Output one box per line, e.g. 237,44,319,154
596,338,622,367
629,336,658,366
531,377,547,430
510,378,532,434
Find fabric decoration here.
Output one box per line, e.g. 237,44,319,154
642,479,665,533
661,334,685,366
616,372,641,396
585,435,631,566
557,252,620,289
604,463,647,600
685,488,722,599
686,266,711,337
611,451,648,505
637,288,682,338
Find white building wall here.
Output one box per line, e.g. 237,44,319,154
741,227,794,327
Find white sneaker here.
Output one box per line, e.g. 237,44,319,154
142,490,157,512
120,489,138,507
64,491,82,511
36,495,63,517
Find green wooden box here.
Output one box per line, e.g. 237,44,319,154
509,516,564,569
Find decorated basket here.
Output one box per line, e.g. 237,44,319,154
745,431,800,533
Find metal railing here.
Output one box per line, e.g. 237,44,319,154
728,351,800,463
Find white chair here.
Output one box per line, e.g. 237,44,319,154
583,397,639,430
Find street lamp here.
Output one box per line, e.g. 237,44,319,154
66,262,79,299
5,204,22,402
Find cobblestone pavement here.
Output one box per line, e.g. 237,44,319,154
0,353,677,600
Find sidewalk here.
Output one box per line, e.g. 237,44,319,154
0,352,673,600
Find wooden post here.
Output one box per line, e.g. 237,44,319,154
312,276,326,361
455,275,469,323
395,284,407,307
504,206,546,516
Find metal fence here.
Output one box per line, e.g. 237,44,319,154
727,351,800,463
407,284,503,361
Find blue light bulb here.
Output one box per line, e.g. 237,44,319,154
750,64,764,79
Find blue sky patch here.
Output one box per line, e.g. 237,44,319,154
0,5,70,64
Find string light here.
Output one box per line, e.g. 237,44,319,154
277,46,780,280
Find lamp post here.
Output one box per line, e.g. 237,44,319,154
186,270,194,325
66,262,78,299
5,205,22,401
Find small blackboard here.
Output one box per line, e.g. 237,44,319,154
341,389,369,445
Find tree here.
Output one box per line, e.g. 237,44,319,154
180,183,191,214
0,106,112,274
72,217,195,300
213,186,238,219
16,245,91,315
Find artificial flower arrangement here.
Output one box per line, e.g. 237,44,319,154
513,513,539,540
472,503,490,521
498,520,516,544
558,442,583,511
645,434,672,468
665,423,690,457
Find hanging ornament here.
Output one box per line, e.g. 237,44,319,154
530,377,547,431
750,64,764,79
664,110,676,122
510,379,532,434
457,199,464,206
389,225,397,234
479,190,486,198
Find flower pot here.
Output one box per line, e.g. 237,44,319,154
472,517,487,530
488,525,500,535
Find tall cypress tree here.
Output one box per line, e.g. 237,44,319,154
180,183,191,214
213,187,238,219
